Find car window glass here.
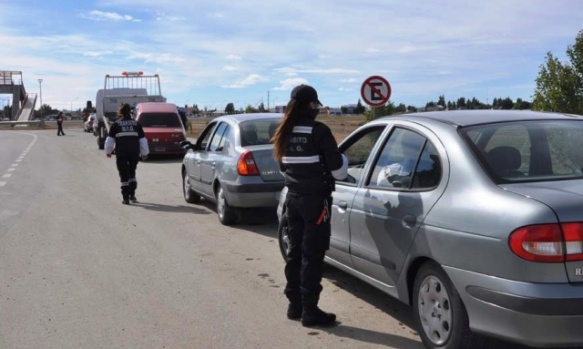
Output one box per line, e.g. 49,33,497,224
369,128,425,189
217,125,231,151
462,120,583,182
197,122,217,150
411,142,441,189
138,112,182,128
240,118,281,146
209,123,228,152
338,126,385,184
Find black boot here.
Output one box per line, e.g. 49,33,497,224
287,303,302,320
302,306,336,327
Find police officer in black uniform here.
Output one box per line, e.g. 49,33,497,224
272,84,348,327
104,103,149,205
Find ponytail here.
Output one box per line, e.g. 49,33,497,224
272,99,298,161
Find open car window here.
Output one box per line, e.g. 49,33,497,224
338,126,386,184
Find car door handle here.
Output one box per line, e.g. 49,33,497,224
196,160,201,165
337,201,348,210
211,161,216,169
402,215,417,228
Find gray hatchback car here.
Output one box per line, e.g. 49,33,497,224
181,113,284,225
277,110,583,349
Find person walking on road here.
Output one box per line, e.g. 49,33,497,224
56,112,65,136
271,84,348,327
104,103,149,205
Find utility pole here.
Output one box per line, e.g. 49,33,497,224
267,91,270,111
38,79,43,120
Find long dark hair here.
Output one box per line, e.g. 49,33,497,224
272,99,310,161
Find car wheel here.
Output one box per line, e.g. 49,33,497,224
216,185,237,226
182,171,200,204
278,214,291,262
413,262,482,349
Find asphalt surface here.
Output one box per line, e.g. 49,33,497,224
0,127,576,349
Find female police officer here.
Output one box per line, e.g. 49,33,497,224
104,103,149,205
272,84,347,327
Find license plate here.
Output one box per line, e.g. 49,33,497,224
155,147,166,152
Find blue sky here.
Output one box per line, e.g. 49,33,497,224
1,0,582,112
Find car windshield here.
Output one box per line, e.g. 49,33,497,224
239,118,281,146
138,112,182,128
461,120,583,183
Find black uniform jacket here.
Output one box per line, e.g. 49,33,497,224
108,117,145,156
280,112,343,196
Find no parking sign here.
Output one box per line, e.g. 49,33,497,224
360,75,391,107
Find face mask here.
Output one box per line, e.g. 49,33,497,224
307,108,319,119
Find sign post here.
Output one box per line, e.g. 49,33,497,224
361,75,391,119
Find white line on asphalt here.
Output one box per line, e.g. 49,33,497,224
3,174,11,178
7,168,15,172
0,182,6,187
11,164,18,167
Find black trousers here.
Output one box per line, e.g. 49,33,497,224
57,123,65,135
116,153,139,199
284,192,332,308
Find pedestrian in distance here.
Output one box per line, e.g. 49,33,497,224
271,84,348,327
104,103,149,205
56,112,65,136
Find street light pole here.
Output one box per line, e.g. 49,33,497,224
38,79,43,120
70,97,78,114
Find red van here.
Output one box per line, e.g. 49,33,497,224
134,102,187,155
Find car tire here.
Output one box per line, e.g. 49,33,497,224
278,214,291,262
413,261,483,349
216,184,237,226
183,171,200,204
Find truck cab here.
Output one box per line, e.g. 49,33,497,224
94,72,166,149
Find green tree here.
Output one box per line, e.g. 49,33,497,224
225,102,235,114
533,30,583,114
354,99,366,114
245,105,258,113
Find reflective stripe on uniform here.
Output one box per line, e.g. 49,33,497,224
116,131,139,138
282,155,320,164
292,126,312,134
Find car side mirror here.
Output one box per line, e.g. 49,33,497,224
180,141,195,151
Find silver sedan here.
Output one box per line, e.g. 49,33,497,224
278,110,583,349
181,113,284,225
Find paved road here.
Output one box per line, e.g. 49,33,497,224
0,128,572,349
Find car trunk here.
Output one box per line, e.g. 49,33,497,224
503,180,583,283
248,147,284,182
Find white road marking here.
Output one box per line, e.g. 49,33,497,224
0,132,37,190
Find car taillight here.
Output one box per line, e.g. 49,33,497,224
237,151,259,176
509,223,583,262
561,223,583,261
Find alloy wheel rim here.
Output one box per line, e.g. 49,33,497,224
217,188,225,218
183,173,189,199
417,275,452,345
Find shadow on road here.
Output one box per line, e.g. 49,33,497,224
132,202,211,214
319,323,423,349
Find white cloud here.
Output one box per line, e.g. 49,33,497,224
222,74,268,88
223,65,237,71
225,54,242,60
80,10,141,22
273,78,310,91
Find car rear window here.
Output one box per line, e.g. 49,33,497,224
138,112,182,128
461,120,583,183
239,118,280,146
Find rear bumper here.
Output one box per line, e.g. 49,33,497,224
148,142,185,154
445,266,583,348
224,181,284,208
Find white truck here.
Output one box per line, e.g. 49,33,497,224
94,71,166,149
